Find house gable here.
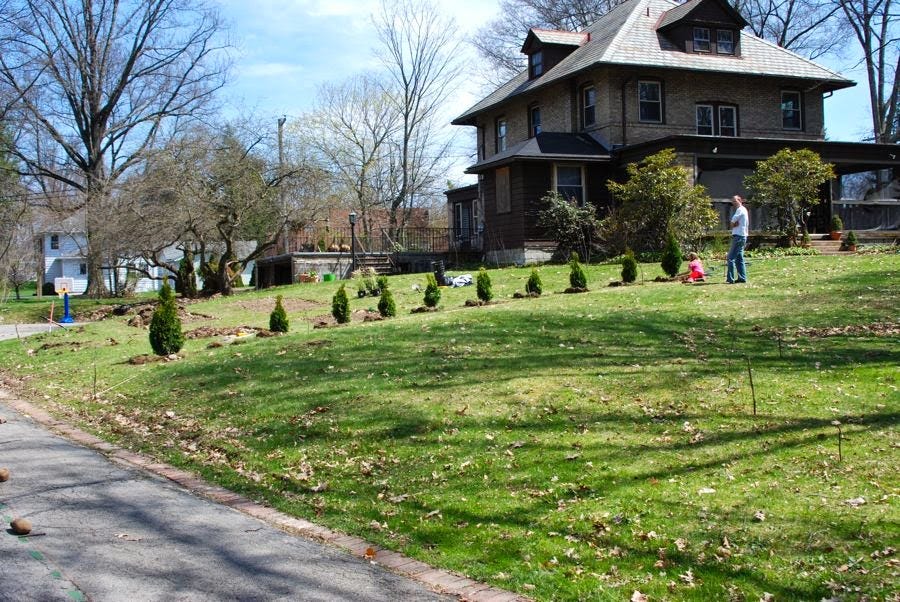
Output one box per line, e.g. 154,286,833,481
656,0,748,55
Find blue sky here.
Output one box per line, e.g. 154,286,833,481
216,0,876,184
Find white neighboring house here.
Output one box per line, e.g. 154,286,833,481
38,231,257,295
39,231,172,294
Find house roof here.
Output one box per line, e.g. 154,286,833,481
453,0,853,125
466,132,611,173
656,0,747,30
521,28,589,53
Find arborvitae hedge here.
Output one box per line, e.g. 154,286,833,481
661,233,683,278
149,283,184,356
476,267,493,302
378,287,397,317
332,284,350,324
269,295,289,332
424,273,441,307
621,249,638,283
376,275,389,293
569,252,587,289
525,268,543,295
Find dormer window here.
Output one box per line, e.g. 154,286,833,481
530,51,544,78
693,27,711,52
717,30,734,54
50,234,59,250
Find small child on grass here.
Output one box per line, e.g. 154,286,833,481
680,252,705,283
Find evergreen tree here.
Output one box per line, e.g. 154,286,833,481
176,249,197,298
149,283,184,356
661,233,683,278
621,249,638,283
569,252,587,289
332,284,351,324
424,273,441,307
378,287,397,317
269,295,289,332
525,268,543,295
476,267,493,302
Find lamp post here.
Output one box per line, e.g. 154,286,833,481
348,211,357,275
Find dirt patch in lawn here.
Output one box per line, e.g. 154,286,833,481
184,326,278,339
308,309,382,329
234,297,321,313
791,321,899,338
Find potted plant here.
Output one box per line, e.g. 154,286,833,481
830,215,843,240
844,230,858,252
299,270,318,284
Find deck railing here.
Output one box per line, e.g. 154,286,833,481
277,226,481,255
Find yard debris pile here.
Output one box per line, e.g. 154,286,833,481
309,309,381,328
185,326,274,339
235,297,320,313
791,321,899,338
78,301,213,326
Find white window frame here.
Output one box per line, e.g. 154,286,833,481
582,85,596,128
716,29,734,54
718,105,737,136
693,27,711,52
696,104,714,136
50,234,59,250
553,164,586,206
781,91,802,130
638,80,663,123
496,118,507,152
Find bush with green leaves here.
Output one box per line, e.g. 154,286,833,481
661,233,683,278
376,275,389,292
846,230,858,245
525,268,542,295
537,190,600,261
332,284,350,324
621,249,638,283
424,273,441,307
476,267,493,302
569,252,587,289
176,251,197,298
378,287,397,317
831,215,844,231
149,283,184,356
269,295,289,332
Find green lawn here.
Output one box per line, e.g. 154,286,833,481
1,255,897,601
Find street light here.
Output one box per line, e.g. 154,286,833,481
348,211,357,275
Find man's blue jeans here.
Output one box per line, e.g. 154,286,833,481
727,235,747,283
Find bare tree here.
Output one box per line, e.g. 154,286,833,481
471,0,623,84
374,0,463,232
0,0,228,297
733,0,843,60
836,0,899,144
302,74,398,238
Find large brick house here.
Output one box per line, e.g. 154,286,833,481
451,0,900,264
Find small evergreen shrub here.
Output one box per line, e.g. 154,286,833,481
332,284,350,324
376,275,389,292
660,233,683,278
831,215,843,231
269,295,289,332
378,287,397,317
846,230,858,245
525,268,542,295
621,248,638,283
149,283,184,356
248,266,256,288
476,267,493,302
569,252,587,289
424,273,441,307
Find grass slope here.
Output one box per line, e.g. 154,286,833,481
1,255,898,601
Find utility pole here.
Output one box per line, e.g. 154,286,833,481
277,116,288,254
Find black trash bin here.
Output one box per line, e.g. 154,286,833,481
431,260,447,286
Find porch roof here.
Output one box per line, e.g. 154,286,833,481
466,132,611,174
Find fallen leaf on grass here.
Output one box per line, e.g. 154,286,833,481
844,497,866,508
753,510,766,522
364,547,376,559
674,538,688,551
698,487,716,495
631,591,648,602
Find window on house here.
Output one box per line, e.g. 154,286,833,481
496,167,511,213
530,51,543,78
477,125,485,160
555,165,585,205
582,85,596,128
719,105,737,136
693,27,711,52
781,91,802,129
638,81,662,123
696,105,714,135
496,118,507,152
50,234,59,250
529,106,542,137
717,30,734,54
79,263,87,275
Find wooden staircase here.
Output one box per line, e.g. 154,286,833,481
356,254,395,274
808,237,852,256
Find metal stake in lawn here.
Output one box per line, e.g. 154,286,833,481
832,420,843,462
745,355,757,416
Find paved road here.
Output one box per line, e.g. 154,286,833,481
0,323,81,341
0,402,451,601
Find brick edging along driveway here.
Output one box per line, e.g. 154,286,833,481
0,390,529,602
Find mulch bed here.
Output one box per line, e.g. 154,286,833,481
184,326,277,339
791,322,899,338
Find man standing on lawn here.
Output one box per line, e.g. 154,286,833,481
727,195,749,283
